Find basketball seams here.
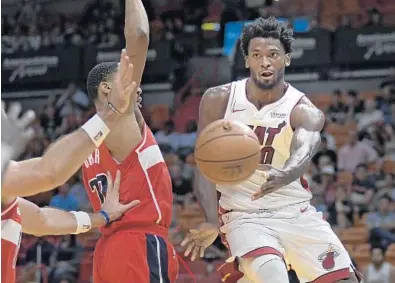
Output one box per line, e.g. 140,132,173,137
195,151,260,163
195,134,258,151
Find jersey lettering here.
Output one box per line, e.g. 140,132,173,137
88,173,108,204
253,121,286,164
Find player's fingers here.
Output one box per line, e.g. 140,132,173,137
107,171,113,193
200,246,205,258
256,164,273,171
122,200,140,212
119,49,127,77
251,187,277,200
23,127,35,142
251,192,264,201
113,170,121,193
191,246,200,261
260,180,276,191
124,82,137,98
8,102,21,120
184,243,194,257
181,236,191,247
123,63,134,85
19,110,36,128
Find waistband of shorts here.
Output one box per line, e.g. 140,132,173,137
218,200,310,215
101,223,168,238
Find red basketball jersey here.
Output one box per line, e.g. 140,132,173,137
1,198,22,283
82,124,173,236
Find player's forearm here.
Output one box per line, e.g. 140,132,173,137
282,129,321,180
125,0,149,42
2,112,119,197
124,0,149,92
36,208,106,236
194,170,219,225
19,199,106,236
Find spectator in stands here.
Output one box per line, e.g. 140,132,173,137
374,173,395,203
178,120,197,149
155,120,180,151
338,130,378,171
366,8,383,27
363,246,395,283
320,122,337,150
381,124,395,159
351,164,376,211
367,195,395,249
49,183,79,212
40,105,62,140
49,235,83,283
327,89,347,124
25,237,55,268
345,90,364,123
312,165,336,208
312,137,337,169
183,0,208,25
377,82,395,124
357,99,384,132
327,185,354,229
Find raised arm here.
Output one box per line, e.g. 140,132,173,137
2,52,136,197
124,0,149,123
124,0,149,88
18,171,139,236
252,97,325,199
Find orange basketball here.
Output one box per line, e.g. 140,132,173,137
195,119,261,186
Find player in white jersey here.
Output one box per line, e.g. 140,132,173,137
182,17,361,283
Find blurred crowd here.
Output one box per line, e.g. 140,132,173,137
2,0,395,54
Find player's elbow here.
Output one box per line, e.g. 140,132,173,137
124,27,149,44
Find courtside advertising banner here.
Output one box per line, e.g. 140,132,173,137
1,47,80,85
334,26,395,65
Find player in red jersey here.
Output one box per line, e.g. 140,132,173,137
81,0,178,282
1,51,139,283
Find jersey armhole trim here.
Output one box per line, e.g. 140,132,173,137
225,82,237,118
1,198,18,216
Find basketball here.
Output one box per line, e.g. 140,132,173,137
195,119,261,186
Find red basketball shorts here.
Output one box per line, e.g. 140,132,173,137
93,231,179,283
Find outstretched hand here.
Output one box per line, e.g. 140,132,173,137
107,49,138,115
102,170,140,222
181,222,219,261
1,102,36,160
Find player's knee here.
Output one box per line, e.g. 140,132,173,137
241,254,289,283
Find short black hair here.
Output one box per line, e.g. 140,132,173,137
333,89,342,96
380,194,392,202
356,163,368,170
240,17,294,56
86,62,118,100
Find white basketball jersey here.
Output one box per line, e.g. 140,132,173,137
217,78,312,211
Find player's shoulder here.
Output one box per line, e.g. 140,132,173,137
202,83,232,101
291,92,325,131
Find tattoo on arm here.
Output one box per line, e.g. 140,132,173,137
282,99,325,179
